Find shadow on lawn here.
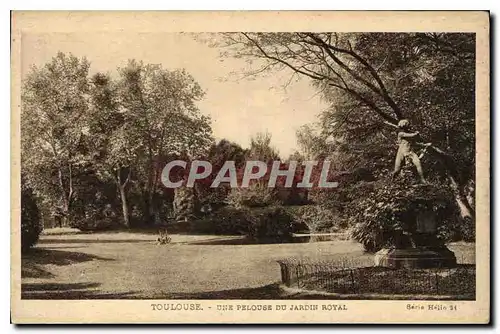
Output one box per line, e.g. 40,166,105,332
21,282,138,299
21,283,292,300
145,284,338,300
39,238,153,244
148,282,475,300
21,282,290,300
154,284,285,299
185,236,312,246
20,282,477,300
21,248,114,279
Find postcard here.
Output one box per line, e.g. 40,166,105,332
11,10,490,324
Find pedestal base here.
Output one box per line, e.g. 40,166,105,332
374,247,457,269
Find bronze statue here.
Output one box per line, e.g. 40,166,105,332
392,119,431,184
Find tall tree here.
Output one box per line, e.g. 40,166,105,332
21,52,91,225
247,131,280,162
116,60,213,224
87,72,134,227
295,124,335,160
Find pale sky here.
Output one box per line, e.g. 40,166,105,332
21,32,327,157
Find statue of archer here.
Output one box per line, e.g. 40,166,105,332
391,119,432,184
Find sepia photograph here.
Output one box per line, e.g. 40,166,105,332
11,11,490,324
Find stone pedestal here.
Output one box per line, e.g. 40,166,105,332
374,209,457,269
374,246,457,269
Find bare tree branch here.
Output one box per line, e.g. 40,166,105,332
241,33,325,81
304,33,403,120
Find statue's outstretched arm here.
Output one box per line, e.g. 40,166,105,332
399,131,420,138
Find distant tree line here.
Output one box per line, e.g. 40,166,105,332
21,53,213,230
21,54,317,233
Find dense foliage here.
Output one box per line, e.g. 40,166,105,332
286,205,344,234
21,181,43,251
348,175,458,252
226,183,279,208
22,53,213,230
194,205,295,242
214,32,476,246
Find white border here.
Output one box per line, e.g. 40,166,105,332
3,1,497,333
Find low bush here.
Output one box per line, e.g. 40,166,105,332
70,204,122,231
191,205,294,242
245,206,294,242
458,217,475,242
286,205,346,233
21,184,43,251
348,178,459,252
210,206,251,235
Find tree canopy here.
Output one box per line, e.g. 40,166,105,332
213,32,475,221
22,52,213,228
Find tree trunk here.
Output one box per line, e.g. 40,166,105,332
143,148,155,226
464,179,475,212
57,167,72,227
117,168,131,228
447,174,474,220
429,146,474,220
143,194,153,225
119,184,130,228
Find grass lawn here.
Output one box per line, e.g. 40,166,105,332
21,230,475,299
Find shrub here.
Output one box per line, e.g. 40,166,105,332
245,206,294,242
21,184,43,251
348,178,458,252
187,206,254,235
286,205,346,233
198,185,230,207
458,217,475,242
70,204,121,231
193,205,294,242
210,206,252,235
